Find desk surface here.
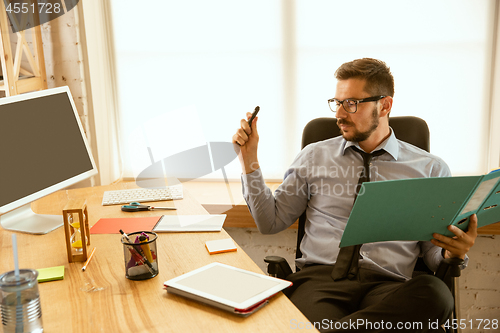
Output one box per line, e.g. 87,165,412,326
0,182,315,333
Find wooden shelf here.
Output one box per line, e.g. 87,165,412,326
0,0,47,97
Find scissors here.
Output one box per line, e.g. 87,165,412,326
121,202,177,212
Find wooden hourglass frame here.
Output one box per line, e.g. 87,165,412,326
63,199,91,262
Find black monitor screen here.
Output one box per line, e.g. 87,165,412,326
0,91,95,207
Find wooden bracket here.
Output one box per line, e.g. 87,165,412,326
0,0,48,97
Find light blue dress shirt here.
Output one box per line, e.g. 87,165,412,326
242,130,460,281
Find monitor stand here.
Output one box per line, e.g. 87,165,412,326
0,204,63,234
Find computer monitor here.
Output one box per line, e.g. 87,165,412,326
0,86,98,234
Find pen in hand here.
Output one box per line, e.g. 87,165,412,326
248,106,260,128
235,106,260,147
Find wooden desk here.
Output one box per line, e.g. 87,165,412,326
0,182,315,332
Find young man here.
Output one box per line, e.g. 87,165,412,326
232,58,477,332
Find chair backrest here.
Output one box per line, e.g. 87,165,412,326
302,116,430,151
295,116,430,260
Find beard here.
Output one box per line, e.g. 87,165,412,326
337,106,380,142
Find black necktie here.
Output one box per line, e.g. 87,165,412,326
331,146,385,281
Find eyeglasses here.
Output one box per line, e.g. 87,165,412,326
328,95,386,113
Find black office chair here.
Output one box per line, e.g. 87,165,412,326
264,116,463,333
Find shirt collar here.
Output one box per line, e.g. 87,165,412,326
342,127,399,160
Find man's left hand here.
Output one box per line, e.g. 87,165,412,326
431,214,478,259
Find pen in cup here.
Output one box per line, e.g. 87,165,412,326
137,233,153,263
119,230,154,274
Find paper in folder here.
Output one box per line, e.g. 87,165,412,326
340,170,500,247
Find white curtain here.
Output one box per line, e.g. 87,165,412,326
80,0,122,185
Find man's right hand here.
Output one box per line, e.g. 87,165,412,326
232,112,260,174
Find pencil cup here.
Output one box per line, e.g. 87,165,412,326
122,231,159,280
0,269,43,333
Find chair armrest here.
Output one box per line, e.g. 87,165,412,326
264,256,293,279
435,257,465,293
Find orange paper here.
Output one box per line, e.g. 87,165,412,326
90,216,162,234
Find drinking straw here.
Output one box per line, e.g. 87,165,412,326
12,234,19,279
12,234,24,332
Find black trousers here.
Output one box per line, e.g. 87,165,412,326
285,265,454,333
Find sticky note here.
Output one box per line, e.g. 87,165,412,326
36,265,65,283
205,238,237,254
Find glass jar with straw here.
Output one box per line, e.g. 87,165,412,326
0,235,43,332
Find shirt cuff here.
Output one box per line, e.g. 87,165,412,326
241,168,266,197
441,249,468,270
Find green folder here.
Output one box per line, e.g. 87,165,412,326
340,171,500,247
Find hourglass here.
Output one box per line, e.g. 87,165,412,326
63,199,90,262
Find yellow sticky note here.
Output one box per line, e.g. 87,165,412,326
36,266,65,283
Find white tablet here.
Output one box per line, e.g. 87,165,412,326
164,262,292,316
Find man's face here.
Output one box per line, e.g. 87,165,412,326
334,78,381,143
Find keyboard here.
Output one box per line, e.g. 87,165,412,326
101,185,183,206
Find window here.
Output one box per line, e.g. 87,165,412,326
110,0,495,182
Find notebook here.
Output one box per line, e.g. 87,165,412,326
163,262,292,316
153,215,226,232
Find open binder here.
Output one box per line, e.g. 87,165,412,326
340,170,500,247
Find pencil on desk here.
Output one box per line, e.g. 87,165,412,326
82,247,96,271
